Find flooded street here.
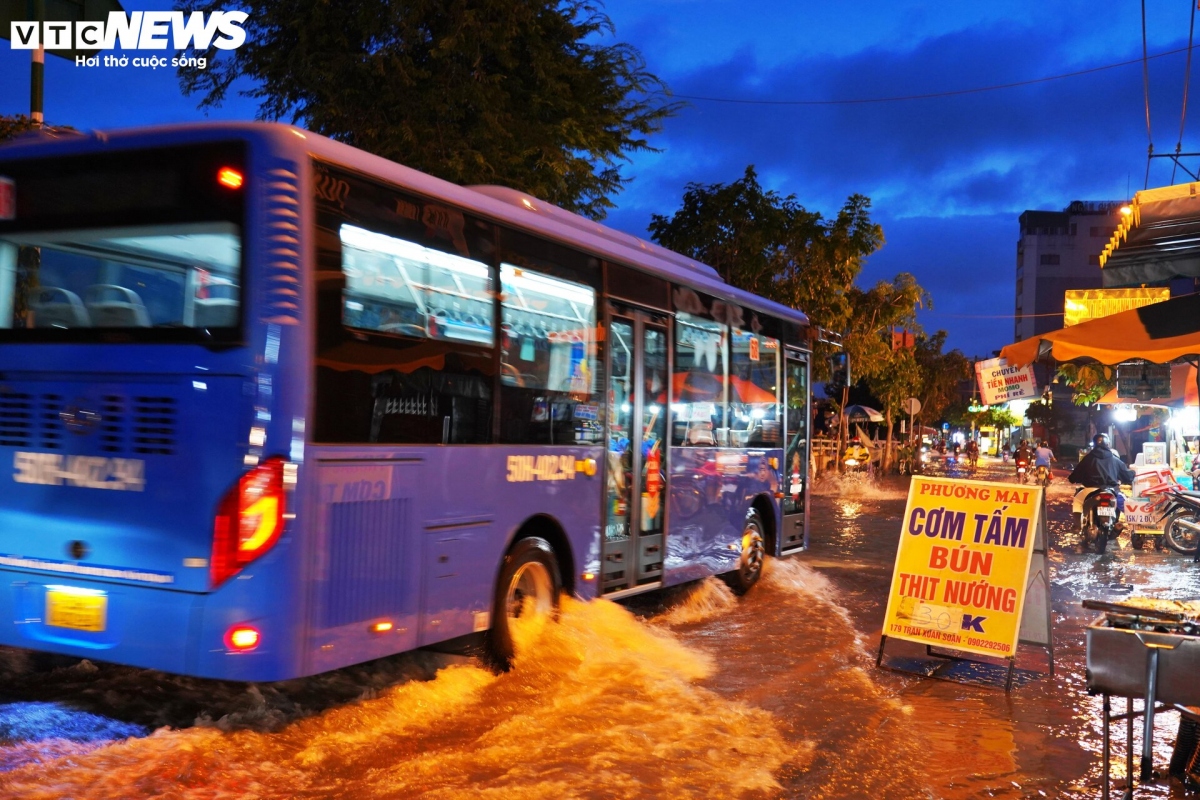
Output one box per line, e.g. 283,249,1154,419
2,461,1199,798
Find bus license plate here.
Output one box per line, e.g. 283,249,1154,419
45,590,107,632
1097,506,1116,517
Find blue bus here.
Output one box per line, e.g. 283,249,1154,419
0,123,811,680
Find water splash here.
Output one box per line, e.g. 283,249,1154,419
650,577,738,626
811,474,910,501
0,598,795,799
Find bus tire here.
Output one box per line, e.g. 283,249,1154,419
487,537,561,671
722,508,766,596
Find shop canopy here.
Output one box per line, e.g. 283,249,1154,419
999,292,1200,368
1100,183,1200,286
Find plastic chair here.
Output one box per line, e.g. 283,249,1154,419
31,287,90,328
84,284,150,327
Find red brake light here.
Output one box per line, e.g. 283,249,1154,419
211,457,287,588
225,624,261,651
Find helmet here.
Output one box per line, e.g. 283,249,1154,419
1093,432,1109,447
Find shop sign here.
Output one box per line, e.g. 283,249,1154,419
1116,364,1172,399
881,476,1041,658
974,357,1038,405
1063,287,1170,327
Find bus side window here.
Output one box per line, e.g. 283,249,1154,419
311,161,497,445
729,328,780,447
495,227,603,446
672,311,726,447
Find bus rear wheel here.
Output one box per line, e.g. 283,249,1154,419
487,537,561,671
722,509,766,596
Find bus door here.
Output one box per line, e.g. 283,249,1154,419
781,351,809,552
601,307,669,594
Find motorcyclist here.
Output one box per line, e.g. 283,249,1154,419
1014,439,1033,477
964,439,980,465
843,437,871,469
1070,433,1135,517
1033,440,1055,484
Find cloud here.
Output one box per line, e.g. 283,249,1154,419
606,16,1196,356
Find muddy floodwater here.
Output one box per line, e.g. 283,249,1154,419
1,462,1198,798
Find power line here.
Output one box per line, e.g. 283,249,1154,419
923,311,1068,319
659,45,1192,106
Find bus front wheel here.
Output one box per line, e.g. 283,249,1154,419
487,537,561,671
722,508,766,596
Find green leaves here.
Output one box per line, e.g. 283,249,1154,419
1056,363,1115,406
177,0,677,219
649,167,968,428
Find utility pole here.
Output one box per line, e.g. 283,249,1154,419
0,0,126,127
836,349,851,474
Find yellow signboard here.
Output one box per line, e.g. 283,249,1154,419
1063,287,1169,327
881,476,1041,658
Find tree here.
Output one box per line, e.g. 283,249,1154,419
648,165,884,378
0,114,77,143
911,331,970,424
1056,362,1115,406
0,115,38,141
648,169,946,470
842,274,929,468
947,401,1020,432
178,0,676,219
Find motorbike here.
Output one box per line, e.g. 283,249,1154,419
1016,457,1029,484
1033,464,1051,487
1154,486,1200,557
1075,486,1121,554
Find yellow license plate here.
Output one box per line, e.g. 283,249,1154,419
45,590,107,632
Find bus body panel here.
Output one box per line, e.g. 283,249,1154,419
301,444,601,676
662,446,782,587
0,369,251,593
0,531,306,681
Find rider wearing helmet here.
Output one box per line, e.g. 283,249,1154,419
1070,433,1135,514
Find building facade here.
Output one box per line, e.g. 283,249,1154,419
1014,201,1125,342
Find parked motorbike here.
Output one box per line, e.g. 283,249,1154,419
1155,486,1200,557
1016,457,1029,484
1076,486,1120,554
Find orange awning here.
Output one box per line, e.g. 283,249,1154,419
1000,293,1200,368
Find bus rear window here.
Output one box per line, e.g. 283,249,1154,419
0,142,244,343
0,224,240,333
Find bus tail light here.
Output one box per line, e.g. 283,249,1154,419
225,624,261,651
216,166,244,189
211,457,287,589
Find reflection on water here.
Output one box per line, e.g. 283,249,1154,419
2,464,1200,796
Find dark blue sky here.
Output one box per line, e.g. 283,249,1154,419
3,1,1197,358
